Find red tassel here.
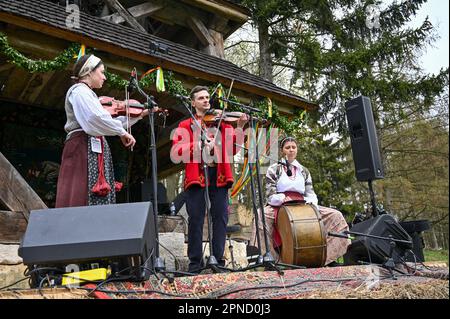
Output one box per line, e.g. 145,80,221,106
91,138,111,197
114,181,123,192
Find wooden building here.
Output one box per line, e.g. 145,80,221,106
0,0,315,243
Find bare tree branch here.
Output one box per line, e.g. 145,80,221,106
225,40,259,51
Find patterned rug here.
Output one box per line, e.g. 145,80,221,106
88,263,449,299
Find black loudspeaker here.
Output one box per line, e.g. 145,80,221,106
130,180,171,214
19,202,155,284
344,214,412,265
345,96,384,181
399,220,430,262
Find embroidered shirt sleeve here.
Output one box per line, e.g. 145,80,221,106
265,163,280,204
69,86,127,136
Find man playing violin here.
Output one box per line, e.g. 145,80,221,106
171,85,248,273
56,54,149,207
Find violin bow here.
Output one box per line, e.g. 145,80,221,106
211,79,234,144
124,83,132,151
125,67,138,152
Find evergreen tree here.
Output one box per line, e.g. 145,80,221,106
229,0,448,218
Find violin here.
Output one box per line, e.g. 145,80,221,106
203,109,266,127
99,96,145,118
99,96,169,118
203,109,247,126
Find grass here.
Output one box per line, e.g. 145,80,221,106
424,249,449,264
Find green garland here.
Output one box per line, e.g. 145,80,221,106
106,68,189,97
0,31,189,96
0,32,79,73
0,31,299,133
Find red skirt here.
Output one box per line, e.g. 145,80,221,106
55,131,88,208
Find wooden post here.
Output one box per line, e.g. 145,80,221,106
209,29,225,58
0,152,47,220
103,0,148,33
102,2,163,25
187,17,225,58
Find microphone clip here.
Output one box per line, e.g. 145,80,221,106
127,70,137,94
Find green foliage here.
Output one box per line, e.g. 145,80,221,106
378,108,449,224
424,249,449,264
0,31,296,132
294,118,362,217
233,0,449,219
0,31,190,98
0,32,79,72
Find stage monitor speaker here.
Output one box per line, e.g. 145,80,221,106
345,96,384,181
344,214,412,265
18,202,155,282
130,180,171,214
399,220,430,262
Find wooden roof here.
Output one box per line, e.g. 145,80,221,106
0,0,317,111
181,0,251,19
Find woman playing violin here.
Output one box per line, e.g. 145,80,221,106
55,54,148,208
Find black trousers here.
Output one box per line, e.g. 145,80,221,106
185,167,229,272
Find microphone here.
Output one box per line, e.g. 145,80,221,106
127,69,137,93
277,158,292,176
284,156,292,177
174,94,190,101
148,95,158,107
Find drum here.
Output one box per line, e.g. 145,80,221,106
277,203,327,267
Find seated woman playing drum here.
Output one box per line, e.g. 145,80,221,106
251,136,350,266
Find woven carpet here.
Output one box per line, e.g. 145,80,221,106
89,263,448,299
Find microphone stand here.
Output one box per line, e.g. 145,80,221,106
219,98,304,274
329,231,413,278
368,180,379,217
130,78,165,272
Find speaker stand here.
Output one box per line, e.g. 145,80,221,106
344,231,411,278
382,237,398,279
131,74,165,272
368,179,378,217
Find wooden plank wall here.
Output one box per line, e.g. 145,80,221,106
0,152,47,221
0,210,27,244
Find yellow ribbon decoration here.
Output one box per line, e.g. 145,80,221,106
267,97,272,118
75,44,86,61
217,84,224,109
156,67,165,92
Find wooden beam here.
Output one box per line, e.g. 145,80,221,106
187,16,214,47
102,2,164,25
103,0,148,33
187,16,225,58
28,71,56,105
0,152,47,220
181,0,249,23
18,72,56,104
209,29,224,58
0,64,14,73
208,16,230,34
0,210,27,244
3,29,147,75
138,0,208,29
0,13,317,111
